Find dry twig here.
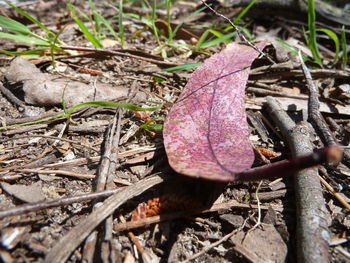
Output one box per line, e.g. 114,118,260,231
0,134,99,153
14,168,95,180
318,175,350,211
266,96,330,263
0,81,26,109
82,107,121,262
200,0,275,64
60,45,181,67
0,188,124,219
298,51,337,146
114,200,283,232
298,51,350,167
44,174,166,263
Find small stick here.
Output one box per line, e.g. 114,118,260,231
84,83,137,262
0,156,101,173
318,175,350,211
14,168,95,180
0,81,26,109
200,0,275,64
127,231,159,262
82,110,119,263
325,117,342,133
114,200,283,232
128,232,145,254
4,124,48,135
59,45,181,67
298,50,350,167
0,135,99,153
191,217,220,229
246,86,309,100
298,50,337,146
0,147,157,173
0,188,124,219
250,68,350,80
249,181,263,232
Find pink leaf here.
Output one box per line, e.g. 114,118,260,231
163,42,268,181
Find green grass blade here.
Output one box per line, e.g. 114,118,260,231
0,32,50,46
208,29,224,38
162,63,201,72
68,4,103,48
196,29,210,49
66,101,162,118
0,15,31,35
94,12,118,39
165,0,172,41
171,5,207,40
124,13,152,27
0,101,161,131
88,1,101,34
0,48,47,56
0,112,66,131
239,26,254,40
118,0,125,47
275,39,309,62
317,28,339,64
140,122,163,131
200,31,237,48
151,0,160,44
75,6,91,22
307,0,322,65
88,0,97,11
341,26,348,70
140,116,164,131
233,0,256,24
5,0,54,36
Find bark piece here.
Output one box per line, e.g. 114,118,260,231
230,224,288,263
1,181,45,203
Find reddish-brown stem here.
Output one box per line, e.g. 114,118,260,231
235,146,342,181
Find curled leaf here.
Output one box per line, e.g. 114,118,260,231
163,42,267,181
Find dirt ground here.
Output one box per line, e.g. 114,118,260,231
0,1,349,262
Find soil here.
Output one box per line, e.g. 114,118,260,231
0,1,349,263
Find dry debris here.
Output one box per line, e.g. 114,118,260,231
0,1,349,263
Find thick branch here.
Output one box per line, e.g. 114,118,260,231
265,96,330,263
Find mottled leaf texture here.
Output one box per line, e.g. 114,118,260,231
163,42,267,181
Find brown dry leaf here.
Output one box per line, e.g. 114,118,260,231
5,57,147,107
1,181,45,203
255,147,278,159
281,87,301,95
231,224,287,263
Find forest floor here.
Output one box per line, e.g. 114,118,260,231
0,1,349,262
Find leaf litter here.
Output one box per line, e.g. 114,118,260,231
5,57,147,107
0,1,349,263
